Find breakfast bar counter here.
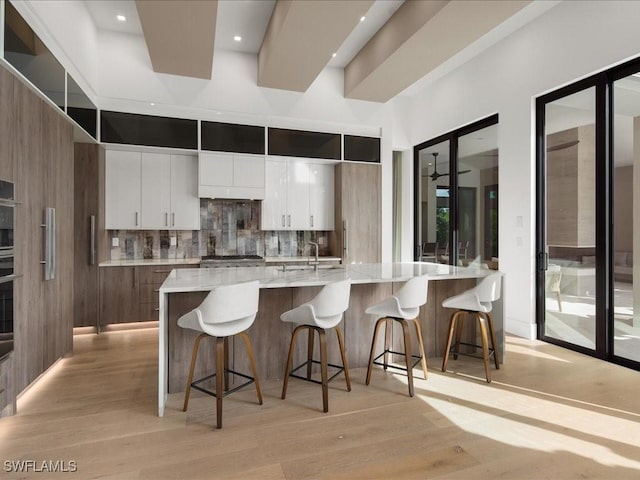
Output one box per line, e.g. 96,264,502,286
158,263,503,416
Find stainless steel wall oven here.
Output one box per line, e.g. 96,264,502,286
0,179,15,361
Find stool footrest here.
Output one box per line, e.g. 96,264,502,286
372,350,423,372
289,359,346,385
191,369,256,399
449,341,496,357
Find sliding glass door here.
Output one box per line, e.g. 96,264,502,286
414,115,498,268
537,57,640,369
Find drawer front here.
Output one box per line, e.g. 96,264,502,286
136,264,195,285
139,283,161,305
139,302,159,322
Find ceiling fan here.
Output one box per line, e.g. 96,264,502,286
427,153,471,181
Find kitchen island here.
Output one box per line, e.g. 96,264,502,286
158,263,503,416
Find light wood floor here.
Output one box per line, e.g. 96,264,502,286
1,328,640,479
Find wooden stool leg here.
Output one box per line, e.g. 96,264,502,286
398,319,414,397
366,317,387,385
282,325,305,400
383,318,392,370
453,312,465,360
442,312,460,373
334,325,351,391
215,337,225,428
318,328,329,413
485,313,500,369
477,313,492,383
183,333,207,412
238,332,263,405
223,336,230,391
306,328,315,380
556,292,563,313
411,319,428,380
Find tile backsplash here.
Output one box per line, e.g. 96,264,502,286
108,199,331,260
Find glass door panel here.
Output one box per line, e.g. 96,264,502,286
612,75,640,362
543,87,597,350
458,124,499,268
416,140,450,263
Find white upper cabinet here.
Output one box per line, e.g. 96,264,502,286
141,153,171,228
198,152,265,200
308,163,335,230
261,158,334,231
105,149,199,230
170,154,200,230
105,150,142,229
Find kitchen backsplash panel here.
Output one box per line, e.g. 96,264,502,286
108,199,330,260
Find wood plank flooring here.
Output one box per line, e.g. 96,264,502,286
1,329,640,479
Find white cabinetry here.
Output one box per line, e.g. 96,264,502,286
198,152,265,199
105,150,199,230
261,158,334,231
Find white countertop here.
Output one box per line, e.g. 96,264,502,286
264,256,341,263
99,258,201,267
159,262,495,293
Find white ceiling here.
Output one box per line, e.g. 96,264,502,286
83,0,402,68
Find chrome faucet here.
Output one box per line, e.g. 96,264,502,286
307,241,320,271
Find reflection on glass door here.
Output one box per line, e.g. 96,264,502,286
542,87,597,350
416,141,450,263
613,74,640,362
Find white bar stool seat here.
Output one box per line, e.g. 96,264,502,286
441,272,502,383
281,279,352,413
365,275,429,397
178,280,262,429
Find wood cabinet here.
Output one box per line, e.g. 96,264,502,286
261,158,334,231
105,150,199,230
331,162,381,263
99,264,195,325
99,267,138,325
0,356,13,416
198,152,265,200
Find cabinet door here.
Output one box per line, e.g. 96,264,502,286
170,154,200,230
287,161,310,229
261,159,288,230
99,267,139,325
309,163,334,230
105,150,141,229
141,152,171,228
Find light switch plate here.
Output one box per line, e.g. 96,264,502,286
170,236,177,246
112,237,119,247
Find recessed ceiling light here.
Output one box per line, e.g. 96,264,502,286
233,35,242,42
360,16,366,22
150,102,156,106
332,52,337,58
116,14,126,22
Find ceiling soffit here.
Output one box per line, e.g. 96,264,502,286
136,0,218,80
345,0,531,103
258,0,374,92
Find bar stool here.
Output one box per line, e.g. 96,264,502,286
441,272,501,383
365,275,429,397
178,280,262,429
281,279,352,413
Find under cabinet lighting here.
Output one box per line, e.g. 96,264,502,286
234,35,242,42
117,14,126,22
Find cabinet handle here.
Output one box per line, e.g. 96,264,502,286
172,213,175,227
135,211,139,227
165,212,168,227
281,215,285,227
287,214,291,227
40,208,55,280
343,220,348,258
310,215,314,228
90,215,96,266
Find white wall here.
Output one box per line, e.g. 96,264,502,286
405,0,640,338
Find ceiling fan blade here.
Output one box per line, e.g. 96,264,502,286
430,172,450,181
547,140,579,152
459,169,471,174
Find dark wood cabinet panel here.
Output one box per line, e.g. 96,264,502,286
99,267,138,325
344,135,381,163
100,111,198,149
268,127,341,160
201,121,265,154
